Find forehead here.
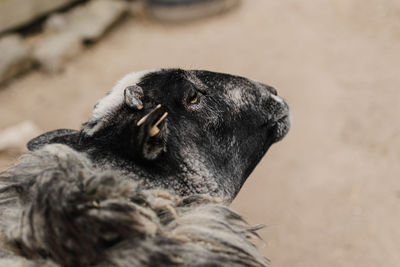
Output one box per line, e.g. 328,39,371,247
88,69,260,122
192,70,266,110
137,69,254,93
191,70,254,88
82,69,268,136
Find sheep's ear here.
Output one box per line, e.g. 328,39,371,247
133,104,168,161
124,85,144,110
27,129,79,151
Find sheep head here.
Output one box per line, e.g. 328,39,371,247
27,69,290,201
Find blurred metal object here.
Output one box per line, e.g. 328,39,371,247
145,0,241,22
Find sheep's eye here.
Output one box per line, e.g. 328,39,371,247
187,91,199,105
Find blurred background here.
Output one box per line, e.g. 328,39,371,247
0,0,399,266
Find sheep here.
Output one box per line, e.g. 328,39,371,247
0,69,290,266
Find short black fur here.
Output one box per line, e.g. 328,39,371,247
27,69,290,200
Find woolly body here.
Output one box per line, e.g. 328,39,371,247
0,145,269,266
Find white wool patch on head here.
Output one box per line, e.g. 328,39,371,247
83,69,159,136
91,69,158,122
227,88,245,106
224,87,254,112
270,94,284,104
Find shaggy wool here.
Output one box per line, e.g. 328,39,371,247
0,144,269,267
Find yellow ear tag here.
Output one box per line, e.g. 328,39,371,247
149,112,168,137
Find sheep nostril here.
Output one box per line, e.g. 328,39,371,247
268,87,278,96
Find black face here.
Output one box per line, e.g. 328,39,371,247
27,69,290,200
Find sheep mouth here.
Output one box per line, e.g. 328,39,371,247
266,94,290,143
270,113,290,142
260,107,290,143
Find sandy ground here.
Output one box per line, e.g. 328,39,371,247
1,1,400,266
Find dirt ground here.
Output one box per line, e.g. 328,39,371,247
1,1,399,266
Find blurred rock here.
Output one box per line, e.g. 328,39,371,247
44,13,69,33
45,0,128,42
1,0,129,79
0,34,32,85
0,121,41,153
0,0,77,34
71,0,128,41
33,32,82,73
35,0,127,73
